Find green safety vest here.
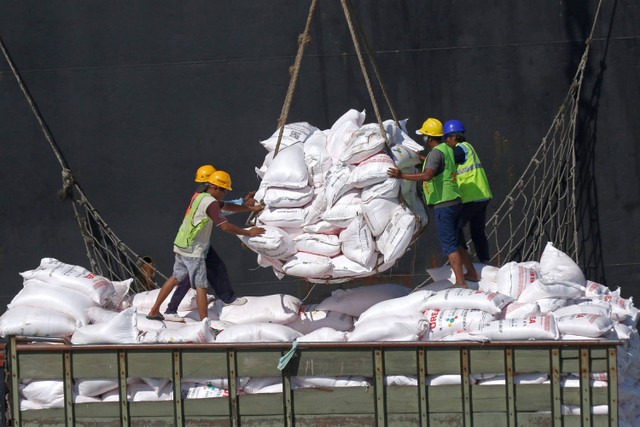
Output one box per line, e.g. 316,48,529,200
173,193,211,249
456,141,492,203
422,143,460,205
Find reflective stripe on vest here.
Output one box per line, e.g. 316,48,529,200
173,193,211,249
456,141,492,203
422,143,461,205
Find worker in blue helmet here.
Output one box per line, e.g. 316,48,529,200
443,119,493,269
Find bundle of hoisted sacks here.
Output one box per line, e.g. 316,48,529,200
241,109,429,282
2,243,640,424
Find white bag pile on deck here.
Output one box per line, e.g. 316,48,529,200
3,242,640,425
242,110,429,282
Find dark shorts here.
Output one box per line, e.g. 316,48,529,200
433,203,463,256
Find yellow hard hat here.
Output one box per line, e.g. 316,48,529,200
416,118,444,137
195,164,216,183
207,170,232,191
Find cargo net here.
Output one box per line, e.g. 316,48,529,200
482,10,601,267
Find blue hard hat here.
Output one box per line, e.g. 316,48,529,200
443,120,465,135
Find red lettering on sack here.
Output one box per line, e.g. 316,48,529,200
528,316,537,324
84,273,95,279
429,310,440,330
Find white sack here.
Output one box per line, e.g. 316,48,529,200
0,306,78,338
87,306,118,324
71,307,139,344
303,220,343,235
376,205,417,264
215,323,302,343
339,123,387,164
76,379,119,397
260,122,318,152
326,109,366,162
330,254,378,279
356,290,435,325
360,178,401,204
21,380,64,405
131,287,199,313
555,313,615,338
217,294,301,325
282,252,333,279
423,308,497,341
304,130,333,188
257,206,306,228
539,242,586,286
470,315,559,340
286,304,354,335
501,301,541,319
383,118,423,153
261,144,309,189
496,261,540,299
297,327,349,342
421,288,514,315
241,377,283,394
291,376,371,389
361,198,398,237
350,153,395,188
517,279,585,303
348,315,427,341
153,319,216,343
584,280,620,297
262,185,314,208
324,162,355,209
340,214,376,266
293,233,341,257
9,278,95,326
316,283,411,317
322,189,361,228
20,258,117,307
240,225,296,260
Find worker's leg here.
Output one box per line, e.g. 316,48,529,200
435,204,467,287
458,245,479,282
447,250,466,286
468,201,491,263
196,287,209,321
166,276,190,314
205,245,236,304
147,275,179,318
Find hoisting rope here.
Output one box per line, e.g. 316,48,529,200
0,35,166,291
341,0,396,145
273,0,318,158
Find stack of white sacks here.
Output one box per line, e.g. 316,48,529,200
2,258,640,420
241,110,429,282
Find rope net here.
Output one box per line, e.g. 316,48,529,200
482,1,602,267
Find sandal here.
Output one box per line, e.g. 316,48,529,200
464,275,480,282
146,313,165,321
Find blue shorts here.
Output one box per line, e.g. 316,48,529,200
172,253,208,289
433,203,463,256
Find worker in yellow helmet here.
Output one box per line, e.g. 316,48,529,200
387,117,478,287
443,120,493,265
156,165,260,321
146,169,264,322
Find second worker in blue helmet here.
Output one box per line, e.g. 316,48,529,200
443,119,493,265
